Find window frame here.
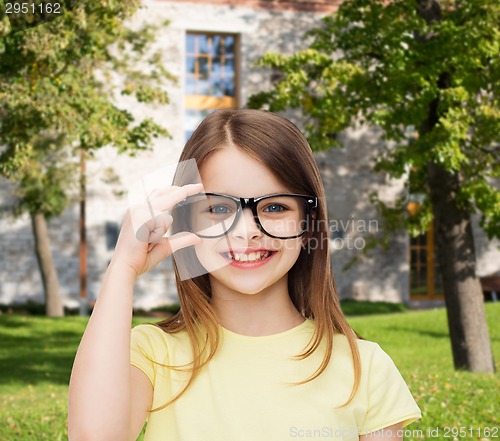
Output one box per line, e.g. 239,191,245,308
184,31,240,111
409,216,444,300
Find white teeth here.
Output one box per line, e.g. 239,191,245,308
225,251,272,262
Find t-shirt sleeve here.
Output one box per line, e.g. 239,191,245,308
359,343,422,435
130,324,166,387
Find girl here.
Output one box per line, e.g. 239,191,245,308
68,109,421,441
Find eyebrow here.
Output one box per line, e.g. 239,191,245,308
207,191,291,198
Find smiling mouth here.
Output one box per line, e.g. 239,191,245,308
220,250,276,263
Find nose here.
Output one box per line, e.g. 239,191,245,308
229,207,263,240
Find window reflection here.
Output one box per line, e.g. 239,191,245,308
186,57,195,75
186,34,196,53
185,33,236,97
185,33,237,141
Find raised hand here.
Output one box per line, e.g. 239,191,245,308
110,183,204,278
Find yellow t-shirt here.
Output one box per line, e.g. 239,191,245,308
130,319,421,440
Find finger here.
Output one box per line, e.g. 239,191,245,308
146,238,174,268
131,184,204,243
147,232,201,268
136,213,173,243
167,231,202,254
148,213,173,243
146,183,205,213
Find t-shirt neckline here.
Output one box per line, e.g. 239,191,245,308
218,318,312,341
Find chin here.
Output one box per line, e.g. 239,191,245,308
209,271,284,297
229,285,270,296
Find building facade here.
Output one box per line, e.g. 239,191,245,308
0,0,498,310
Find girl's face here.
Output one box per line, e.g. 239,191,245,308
193,146,304,296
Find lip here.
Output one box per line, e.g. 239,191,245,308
219,249,277,269
220,248,274,254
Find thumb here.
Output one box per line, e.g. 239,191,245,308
167,231,202,254
145,238,174,270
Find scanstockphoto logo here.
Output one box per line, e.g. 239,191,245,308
328,216,379,250
0,0,79,32
300,217,379,253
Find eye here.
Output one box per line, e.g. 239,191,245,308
263,204,286,213
208,205,233,215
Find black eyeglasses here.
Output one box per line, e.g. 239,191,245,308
175,193,318,239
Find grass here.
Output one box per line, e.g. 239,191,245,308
1,299,407,318
147,299,409,316
348,304,500,440
0,303,498,441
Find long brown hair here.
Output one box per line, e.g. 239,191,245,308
151,109,361,412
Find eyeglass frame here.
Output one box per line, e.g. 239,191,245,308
175,192,318,239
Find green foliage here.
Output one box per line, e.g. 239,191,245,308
2,299,408,317
340,299,407,315
248,0,500,247
0,0,172,217
0,304,499,440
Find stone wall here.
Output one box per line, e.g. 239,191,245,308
1,0,498,309
316,126,410,303
0,0,332,309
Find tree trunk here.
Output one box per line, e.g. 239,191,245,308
426,163,494,372
30,212,64,317
79,148,89,316
417,0,495,373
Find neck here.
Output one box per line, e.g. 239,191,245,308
209,275,304,336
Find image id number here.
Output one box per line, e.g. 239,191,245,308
5,2,62,15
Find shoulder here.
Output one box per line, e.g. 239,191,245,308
130,323,191,356
131,323,169,347
332,334,414,397
131,324,168,356
131,323,167,339
331,333,404,380
332,332,382,363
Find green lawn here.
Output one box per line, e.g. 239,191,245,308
0,303,498,441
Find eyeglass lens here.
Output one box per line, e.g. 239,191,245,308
184,194,309,238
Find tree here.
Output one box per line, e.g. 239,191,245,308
0,1,172,316
248,0,499,372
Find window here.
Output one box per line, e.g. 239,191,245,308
185,33,239,140
407,166,443,300
409,220,443,299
